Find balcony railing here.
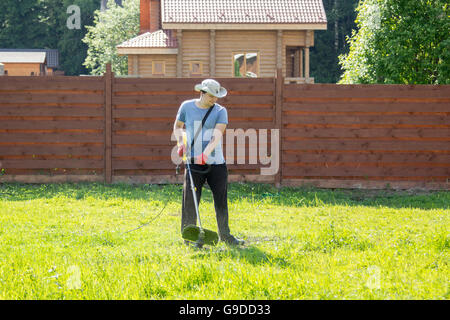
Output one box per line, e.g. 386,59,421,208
284,77,314,84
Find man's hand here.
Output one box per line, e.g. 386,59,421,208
177,144,186,157
195,153,208,165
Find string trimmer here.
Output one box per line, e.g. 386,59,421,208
178,132,219,248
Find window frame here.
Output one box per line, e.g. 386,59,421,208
232,51,260,78
189,61,203,77
152,60,166,76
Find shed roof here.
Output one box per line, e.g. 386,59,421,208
117,29,178,49
162,0,327,25
0,52,46,64
0,49,58,67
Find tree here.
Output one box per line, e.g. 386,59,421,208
82,0,139,75
339,0,450,84
0,0,99,75
0,0,48,48
40,0,100,75
310,0,359,83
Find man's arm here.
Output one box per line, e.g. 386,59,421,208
173,119,185,145
203,123,227,157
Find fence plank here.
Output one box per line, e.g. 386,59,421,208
284,84,450,99
0,77,104,90
113,94,274,106
113,108,184,118
0,145,104,156
283,102,450,113
113,94,194,105
283,128,450,138
113,135,171,145
0,120,104,130
0,93,104,104
0,133,104,143
113,160,173,170
282,152,450,164
282,114,449,126
113,146,174,157
113,108,273,119
1,159,104,169
0,107,103,117
281,179,448,190
282,165,450,177
282,139,450,151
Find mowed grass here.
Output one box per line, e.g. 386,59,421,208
0,182,448,300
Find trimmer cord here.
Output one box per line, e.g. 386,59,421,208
123,201,168,234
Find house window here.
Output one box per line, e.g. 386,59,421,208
233,52,259,77
189,61,203,76
152,61,165,75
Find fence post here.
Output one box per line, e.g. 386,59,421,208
275,68,283,188
104,63,113,184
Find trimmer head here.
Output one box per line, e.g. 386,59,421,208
182,224,219,246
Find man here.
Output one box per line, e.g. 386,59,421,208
173,79,244,246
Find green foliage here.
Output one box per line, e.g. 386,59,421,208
0,0,99,76
43,0,100,75
340,0,450,84
234,60,242,77
82,0,139,75
311,0,359,83
0,0,48,48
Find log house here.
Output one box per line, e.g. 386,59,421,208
117,0,327,83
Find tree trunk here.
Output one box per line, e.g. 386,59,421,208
334,0,339,51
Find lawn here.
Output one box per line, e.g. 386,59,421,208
0,182,448,299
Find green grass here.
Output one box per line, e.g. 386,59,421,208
0,182,448,299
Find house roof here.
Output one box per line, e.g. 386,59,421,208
162,0,327,25
0,51,46,64
117,29,178,49
0,49,59,67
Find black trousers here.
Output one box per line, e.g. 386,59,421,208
181,163,231,239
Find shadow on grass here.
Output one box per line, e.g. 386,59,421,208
0,182,448,210
191,245,290,268
0,182,180,203
227,183,450,210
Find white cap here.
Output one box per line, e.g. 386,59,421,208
194,79,227,98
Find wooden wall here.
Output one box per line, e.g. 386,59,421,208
182,31,210,77
282,31,308,77
215,30,278,77
126,30,309,78
1,70,449,190
282,84,450,189
112,77,192,183
0,76,105,182
129,55,177,77
2,63,43,76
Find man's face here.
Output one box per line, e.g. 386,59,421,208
201,92,218,106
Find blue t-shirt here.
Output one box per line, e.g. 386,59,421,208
176,99,228,164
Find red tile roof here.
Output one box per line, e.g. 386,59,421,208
117,29,177,48
162,0,327,24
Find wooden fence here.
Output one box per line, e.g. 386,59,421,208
0,67,449,190
281,83,450,189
